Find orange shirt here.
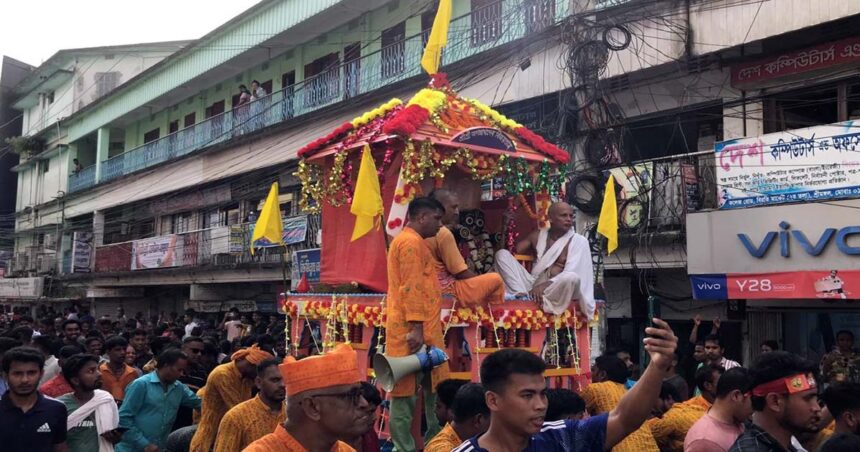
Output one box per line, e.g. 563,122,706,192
647,395,712,452
385,227,449,397
580,381,660,452
425,226,469,288
214,395,286,452
191,361,255,452
99,362,139,401
243,424,355,452
425,423,463,452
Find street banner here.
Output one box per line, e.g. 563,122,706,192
71,231,94,273
283,215,309,245
716,120,860,209
691,270,860,300
132,235,179,270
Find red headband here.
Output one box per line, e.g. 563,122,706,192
750,373,816,397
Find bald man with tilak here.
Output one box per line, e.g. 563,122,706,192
494,202,596,319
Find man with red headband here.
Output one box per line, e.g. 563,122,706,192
729,351,821,452
190,344,274,452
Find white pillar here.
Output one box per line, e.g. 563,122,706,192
94,127,110,183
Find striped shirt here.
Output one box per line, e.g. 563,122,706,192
454,414,608,452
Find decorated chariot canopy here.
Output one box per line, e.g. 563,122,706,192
295,73,570,216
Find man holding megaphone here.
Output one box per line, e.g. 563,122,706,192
383,197,450,451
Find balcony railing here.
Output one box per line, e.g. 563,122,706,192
69,165,96,193
616,151,718,231
93,215,320,273
68,0,568,193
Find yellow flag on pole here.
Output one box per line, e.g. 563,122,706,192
350,145,384,241
250,182,283,255
421,0,452,75
597,175,618,255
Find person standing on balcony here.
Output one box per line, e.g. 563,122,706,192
72,158,84,175
236,85,251,106
250,80,266,100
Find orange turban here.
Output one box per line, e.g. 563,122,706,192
280,344,361,397
231,344,274,365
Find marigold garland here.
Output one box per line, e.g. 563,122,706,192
284,299,584,331
350,98,402,128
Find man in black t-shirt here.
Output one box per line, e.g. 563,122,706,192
0,347,68,451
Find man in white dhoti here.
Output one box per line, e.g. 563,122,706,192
495,202,596,320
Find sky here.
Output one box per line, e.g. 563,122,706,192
0,0,262,66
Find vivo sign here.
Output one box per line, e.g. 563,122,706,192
738,221,860,258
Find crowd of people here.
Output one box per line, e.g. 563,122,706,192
0,193,859,452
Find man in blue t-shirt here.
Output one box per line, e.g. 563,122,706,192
456,318,678,452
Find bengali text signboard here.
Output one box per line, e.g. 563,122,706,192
715,121,860,209
732,36,860,87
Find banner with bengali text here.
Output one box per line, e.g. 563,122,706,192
715,120,860,209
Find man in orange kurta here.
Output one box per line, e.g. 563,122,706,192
190,344,273,452
386,197,450,451
426,189,504,306
243,344,367,452
214,359,286,452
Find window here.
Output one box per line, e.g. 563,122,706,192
41,160,49,173
184,112,196,128
282,71,296,119
421,6,437,48
524,0,555,33
344,43,361,99
764,85,838,133
471,0,502,46
168,120,179,134
45,91,55,105
381,22,406,78
95,72,120,98
143,128,160,144
205,100,225,118
304,53,340,107
171,212,194,234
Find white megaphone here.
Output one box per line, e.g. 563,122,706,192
372,345,449,392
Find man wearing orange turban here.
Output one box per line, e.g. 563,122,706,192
190,344,273,452
244,344,370,452
386,197,451,450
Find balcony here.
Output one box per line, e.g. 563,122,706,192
613,151,718,232
68,0,567,193
93,215,320,274
69,165,96,193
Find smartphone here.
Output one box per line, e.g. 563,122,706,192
647,295,661,329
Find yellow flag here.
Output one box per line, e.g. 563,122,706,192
597,175,618,255
421,0,452,75
250,182,283,255
350,145,384,241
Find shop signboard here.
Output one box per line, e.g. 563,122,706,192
131,235,180,270
71,232,94,273
688,199,860,299
186,300,257,313
0,277,44,298
291,248,320,290
715,120,860,209
732,36,860,87
691,270,860,300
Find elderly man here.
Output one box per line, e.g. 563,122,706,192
189,344,273,452
426,189,505,306
494,201,595,319
244,344,367,451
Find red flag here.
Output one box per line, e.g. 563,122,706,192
295,272,310,293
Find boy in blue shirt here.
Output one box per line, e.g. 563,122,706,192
456,318,678,452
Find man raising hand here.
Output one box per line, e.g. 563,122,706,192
456,318,678,451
